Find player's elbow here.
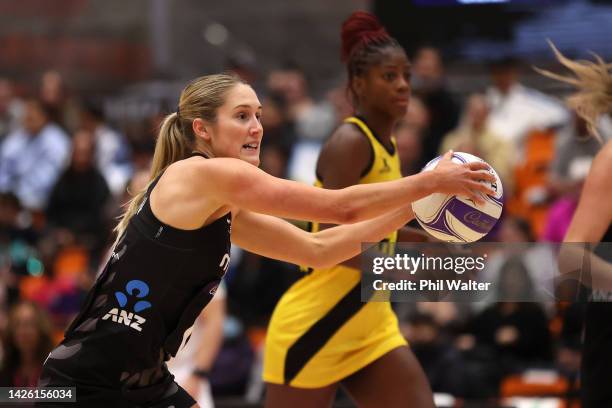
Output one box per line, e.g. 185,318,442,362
306,234,348,270
303,235,330,269
342,205,359,224
330,196,359,224
334,210,357,225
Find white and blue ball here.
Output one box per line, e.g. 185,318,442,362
411,152,504,243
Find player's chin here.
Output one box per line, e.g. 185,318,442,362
240,152,260,167
390,103,409,118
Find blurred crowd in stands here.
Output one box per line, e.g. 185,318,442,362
0,45,610,405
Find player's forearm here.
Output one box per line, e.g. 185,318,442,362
310,206,415,269
397,226,431,243
337,171,435,224
193,302,225,371
217,158,432,225
558,244,612,294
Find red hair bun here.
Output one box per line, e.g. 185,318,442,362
341,11,391,62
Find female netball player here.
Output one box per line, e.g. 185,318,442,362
37,73,493,408
539,43,612,408
264,11,438,408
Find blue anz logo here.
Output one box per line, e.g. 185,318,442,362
115,280,152,312
102,280,152,332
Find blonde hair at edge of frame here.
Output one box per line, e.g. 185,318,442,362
113,73,246,245
535,40,612,142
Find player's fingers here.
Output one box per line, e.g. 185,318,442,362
465,188,486,206
466,161,490,171
469,180,496,196
441,150,453,162
469,170,496,184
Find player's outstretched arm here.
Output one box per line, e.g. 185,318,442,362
232,206,415,269
195,151,494,225
559,141,612,292
564,141,612,243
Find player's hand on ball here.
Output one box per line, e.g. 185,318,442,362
413,151,504,242
431,150,496,205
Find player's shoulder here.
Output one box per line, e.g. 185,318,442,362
317,121,373,181
323,121,371,155
593,139,612,170
168,155,246,176
588,139,612,188
600,138,612,161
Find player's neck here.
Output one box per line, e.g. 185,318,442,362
355,110,394,143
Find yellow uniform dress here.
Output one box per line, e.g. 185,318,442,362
263,116,407,388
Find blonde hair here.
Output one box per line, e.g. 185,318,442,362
114,73,245,241
535,40,612,141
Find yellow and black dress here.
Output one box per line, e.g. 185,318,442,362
263,116,407,388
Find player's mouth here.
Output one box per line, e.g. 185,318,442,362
242,142,259,151
393,97,409,107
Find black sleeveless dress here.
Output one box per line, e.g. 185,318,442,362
581,224,612,407
38,154,231,407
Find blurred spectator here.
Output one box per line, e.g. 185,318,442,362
285,139,322,184
405,95,431,134
403,313,463,395
325,84,353,126
464,257,553,369
38,70,79,132
395,118,423,176
113,168,151,240
79,100,132,196
226,249,300,329
46,129,112,253
259,92,296,155
272,66,333,183
459,270,553,398
440,93,515,192
0,192,36,246
130,167,151,192
0,301,54,387
130,140,155,173
260,144,289,179
0,193,38,307
499,216,536,243
404,312,501,399
0,98,70,210
267,65,335,141
225,52,259,90
549,115,606,197
411,46,460,168
478,217,557,310
126,111,160,173
259,92,292,181
554,302,583,398
396,297,471,347
543,115,604,242
168,286,226,408
127,168,151,196
207,316,254,398
0,79,24,142
413,302,470,332
486,57,568,146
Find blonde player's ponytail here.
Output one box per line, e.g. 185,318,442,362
113,73,245,244
535,40,612,142
113,112,187,241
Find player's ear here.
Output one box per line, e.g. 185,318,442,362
352,76,366,99
193,118,211,142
